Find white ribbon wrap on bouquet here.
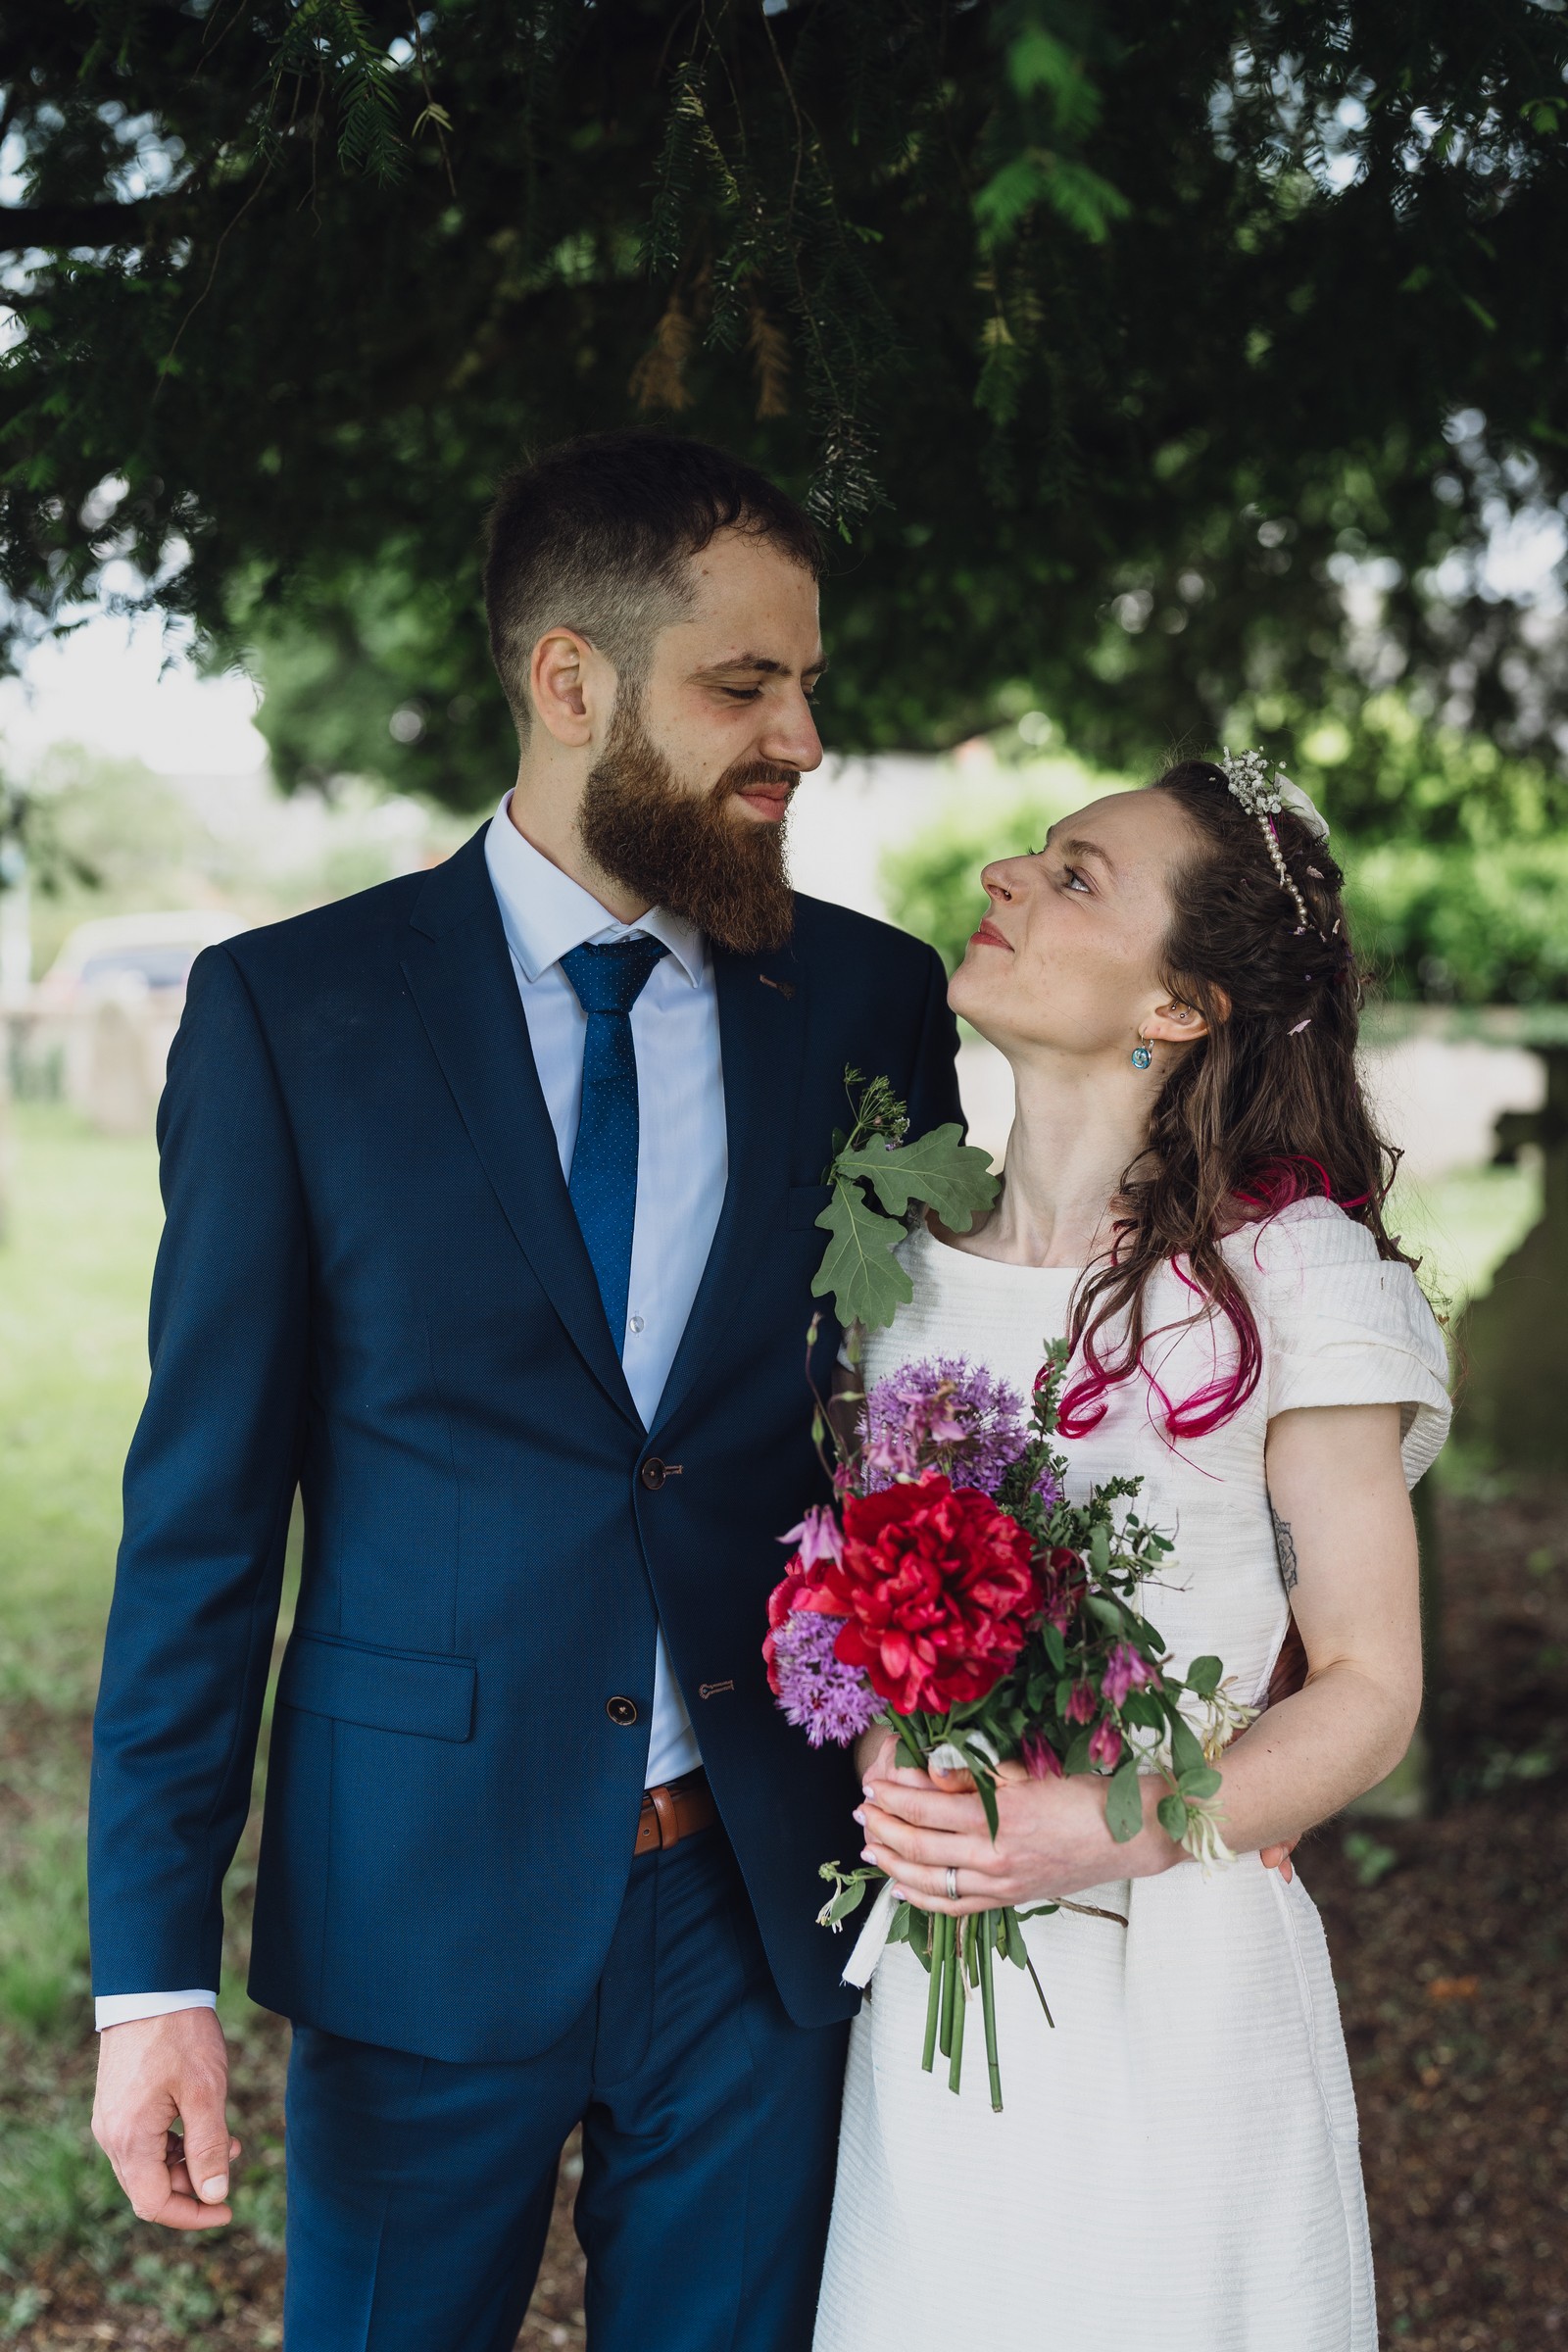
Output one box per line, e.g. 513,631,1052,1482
840,1879,901,1990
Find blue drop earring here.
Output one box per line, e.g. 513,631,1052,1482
1131,1038,1153,1070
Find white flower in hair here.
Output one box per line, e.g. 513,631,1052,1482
1218,748,1330,933
1221,749,1330,843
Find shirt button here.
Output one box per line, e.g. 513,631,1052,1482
628,1314,645,1334
606,1695,640,1728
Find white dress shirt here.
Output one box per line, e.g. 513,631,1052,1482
97,797,725,2030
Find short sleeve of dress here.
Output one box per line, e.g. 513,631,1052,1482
1242,1199,1451,1489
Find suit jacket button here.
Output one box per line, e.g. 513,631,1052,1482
640,1457,665,1491
606,1695,639,1727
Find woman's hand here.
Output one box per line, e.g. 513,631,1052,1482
855,1756,1181,1915
854,1722,898,1789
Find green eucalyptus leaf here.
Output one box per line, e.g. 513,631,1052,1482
1178,1764,1222,1799
1063,1728,1094,1775
1041,1623,1066,1673
810,1180,913,1330
1089,1523,1110,1576
1104,1757,1145,1842
1185,1654,1223,1698
1156,1792,1189,1842
976,1772,1001,1840
1169,1712,1205,1779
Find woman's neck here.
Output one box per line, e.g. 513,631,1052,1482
954,1048,1152,1269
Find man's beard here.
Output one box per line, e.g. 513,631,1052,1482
577,696,797,956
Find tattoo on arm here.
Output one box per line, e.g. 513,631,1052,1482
1270,1500,1299,1592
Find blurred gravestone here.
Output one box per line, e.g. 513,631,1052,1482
72,983,163,1136
1457,1041,1568,1472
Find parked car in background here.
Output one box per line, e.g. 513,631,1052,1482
33,909,247,1013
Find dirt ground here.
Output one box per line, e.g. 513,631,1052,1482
11,1471,1566,2351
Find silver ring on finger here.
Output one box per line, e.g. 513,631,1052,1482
945,1866,959,1901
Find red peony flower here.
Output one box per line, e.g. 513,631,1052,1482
803,1472,1043,1716
764,1549,813,1693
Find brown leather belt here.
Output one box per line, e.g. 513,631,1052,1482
634,1768,716,1858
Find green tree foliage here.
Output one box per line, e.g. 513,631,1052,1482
1,2,1565,807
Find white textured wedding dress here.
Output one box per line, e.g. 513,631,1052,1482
813,1200,1449,2352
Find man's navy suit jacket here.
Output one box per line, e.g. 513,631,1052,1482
87,828,963,2064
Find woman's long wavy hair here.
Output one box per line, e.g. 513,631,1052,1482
1057,759,1414,1443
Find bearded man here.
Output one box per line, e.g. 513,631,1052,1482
86,432,961,2350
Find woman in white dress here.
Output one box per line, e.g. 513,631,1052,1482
813,756,1450,2352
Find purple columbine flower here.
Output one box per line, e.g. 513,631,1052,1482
779,1503,844,1571
1065,1680,1098,1724
1089,1719,1123,1770
770,1609,883,1748
1102,1641,1158,1708
858,1355,1053,1499
1023,1731,1064,1779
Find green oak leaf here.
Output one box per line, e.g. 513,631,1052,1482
836,1123,999,1230
809,1180,914,1330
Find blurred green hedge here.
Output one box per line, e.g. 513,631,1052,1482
1345,840,1568,1004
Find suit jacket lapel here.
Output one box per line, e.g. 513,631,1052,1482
401,831,640,1431
651,940,808,1439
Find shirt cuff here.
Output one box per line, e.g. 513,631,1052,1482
95,1989,219,2032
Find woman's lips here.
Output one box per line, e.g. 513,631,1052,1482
970,917,1012,951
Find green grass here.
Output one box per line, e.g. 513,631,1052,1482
0,1102,164,1648
0,1104,289,2337
1387,1157,1544,1325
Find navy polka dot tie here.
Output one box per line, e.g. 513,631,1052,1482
560,937,669,1349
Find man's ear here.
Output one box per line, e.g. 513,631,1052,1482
1143,991,1225,1047
529,628,611,749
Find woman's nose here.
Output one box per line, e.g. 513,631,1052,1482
981,858,1027,904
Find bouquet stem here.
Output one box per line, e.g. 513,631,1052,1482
919,1913,942,2073
939,1913,958,2059
947,1924,966,2092
979,1913,1003,2112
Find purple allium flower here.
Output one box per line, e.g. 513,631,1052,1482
779,1504,844,1571
1089,1719,1123,1770
858,1356,1049,1498
1032,1464,1063,1512
770,1609,883,1748
1102,1641,1158,1708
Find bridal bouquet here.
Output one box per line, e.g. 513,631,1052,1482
765,1078,1250,2109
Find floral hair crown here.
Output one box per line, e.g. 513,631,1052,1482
1220,749,1330,935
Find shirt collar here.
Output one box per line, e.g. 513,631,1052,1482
483,794,707,988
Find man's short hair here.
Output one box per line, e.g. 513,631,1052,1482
483,431,825,739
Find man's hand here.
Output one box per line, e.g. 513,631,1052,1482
92,2009,240,2230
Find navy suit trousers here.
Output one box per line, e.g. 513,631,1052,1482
282,1827,849,2351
